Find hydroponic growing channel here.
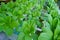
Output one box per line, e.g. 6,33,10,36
0,0,60,40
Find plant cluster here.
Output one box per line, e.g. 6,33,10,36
0,0,60,40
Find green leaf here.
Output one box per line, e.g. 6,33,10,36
3,27,13,36
54,24,60,40
17,32,25,40
25,35,32,40
38,33,51,40
31,33,38,40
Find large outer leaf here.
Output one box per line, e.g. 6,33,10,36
38,21,53,40
54,24,60,40
38,33,51,40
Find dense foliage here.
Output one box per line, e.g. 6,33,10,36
0,0,60,40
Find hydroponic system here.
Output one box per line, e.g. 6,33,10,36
0,0,60,40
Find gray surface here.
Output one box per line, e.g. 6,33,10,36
8,34,18,40
0,32,18,40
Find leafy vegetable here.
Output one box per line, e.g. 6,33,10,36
0,0,60,40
